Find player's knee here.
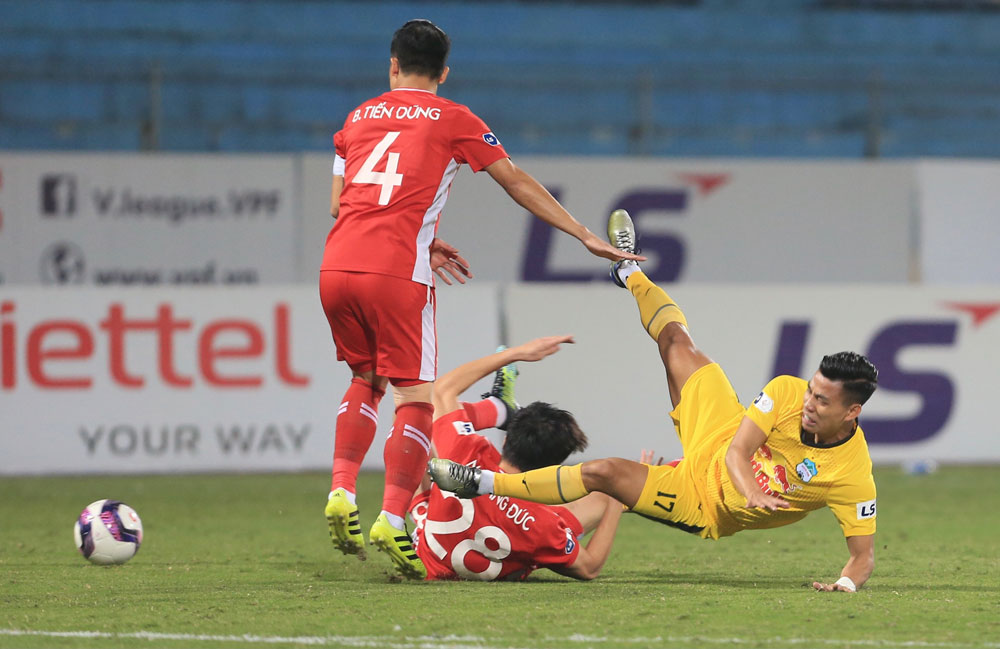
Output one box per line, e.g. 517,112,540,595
656,322,694,355
581,458,623,493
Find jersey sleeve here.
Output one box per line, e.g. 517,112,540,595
333,129,346,160
745,375,801,435
449,107,509,172
431,409,495,463
527,508,584,569
827,472,878,537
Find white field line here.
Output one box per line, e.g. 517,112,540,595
1,629,998,649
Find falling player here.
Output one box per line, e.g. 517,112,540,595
431,209,879,593
410,337,622,581
320,19,642,579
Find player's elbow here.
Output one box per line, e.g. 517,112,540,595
569,559,602,581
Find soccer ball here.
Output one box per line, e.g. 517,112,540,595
73,499,143,565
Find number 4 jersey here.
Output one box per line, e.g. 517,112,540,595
409,407,584,581
322,88,509,286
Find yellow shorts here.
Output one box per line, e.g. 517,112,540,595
632,363,744,536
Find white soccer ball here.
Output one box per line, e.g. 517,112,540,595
73,499,143,565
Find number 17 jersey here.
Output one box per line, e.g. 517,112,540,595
322,88,509,286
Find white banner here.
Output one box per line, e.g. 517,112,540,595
504,283,1000,464
0,153,299,286
3,283,997,473
917,160,1000,284
298,156,916,285
0,284,500,474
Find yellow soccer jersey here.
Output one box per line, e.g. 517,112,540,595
704,375,877,539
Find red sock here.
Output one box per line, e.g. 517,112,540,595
381,401,434,520
461,399,503,431
331,377,385,493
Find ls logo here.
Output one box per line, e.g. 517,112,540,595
520,175,729,282
771,319,960,444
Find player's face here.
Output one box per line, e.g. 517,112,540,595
802,371,857,439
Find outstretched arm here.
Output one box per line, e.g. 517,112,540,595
551,492,623,581
432,335,575,419
813,534,875,593
724,416,791,511
484,158,646,263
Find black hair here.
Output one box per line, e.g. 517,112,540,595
819,351,878,406
390,19,450,79
501,401,588,472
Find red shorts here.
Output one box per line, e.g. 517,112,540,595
319,270,437,381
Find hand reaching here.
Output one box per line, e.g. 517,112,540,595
430,238,472,285
744,489,790,511
639,450,664,466
510,335,575,362
580,231,647,263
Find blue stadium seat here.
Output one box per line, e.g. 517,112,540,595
0,1,996,156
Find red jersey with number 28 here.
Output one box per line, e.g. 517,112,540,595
322,88,509,286
409,409,583,581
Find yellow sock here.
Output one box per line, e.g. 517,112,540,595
627,270,688,342
492,464,589,504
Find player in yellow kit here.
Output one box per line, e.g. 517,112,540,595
430,209,878,593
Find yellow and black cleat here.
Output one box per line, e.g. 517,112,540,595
325,488,366,560
369,514,426,580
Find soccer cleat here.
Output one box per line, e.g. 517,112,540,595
607,208,639,288
368,514,426,580
325,489,366,560
427,458,483,499
481,345,520,431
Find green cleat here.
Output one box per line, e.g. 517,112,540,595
481,345,519,431
325,488,366,560
368,514,427,580
607,208,639,288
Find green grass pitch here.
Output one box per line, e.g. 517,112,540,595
1,466,998,649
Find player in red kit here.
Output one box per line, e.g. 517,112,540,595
409,337,623,581
319,19,642,579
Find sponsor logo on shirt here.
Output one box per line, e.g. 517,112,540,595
453,420,476,436
564,528,576,554
773,464,792,492
796,458,818,483
752,391,774,414
856,499,877,520
482,132,501,146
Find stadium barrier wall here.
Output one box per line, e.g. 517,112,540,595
504,283,1000,466
299,155,916,285
916,160,1000,284
0,284,501,475
0,152,302,286
12,153,1000,287
1,283,997,474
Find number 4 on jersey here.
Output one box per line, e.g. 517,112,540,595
353,131,404,205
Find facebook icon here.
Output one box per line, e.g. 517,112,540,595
41,174,77,216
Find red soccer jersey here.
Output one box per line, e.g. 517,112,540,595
409,409,583,581
322,88,509,286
